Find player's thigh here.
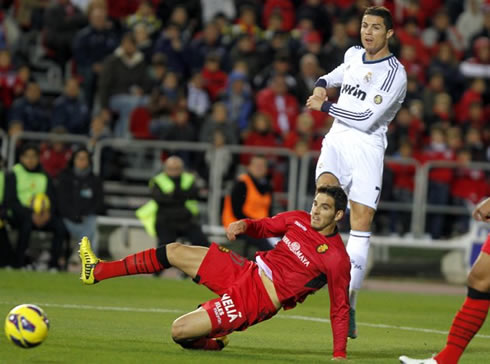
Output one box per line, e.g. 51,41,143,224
315,134,350,187
349,145,384,211
171,307,212,340
166,242,208,278
468,251,490,293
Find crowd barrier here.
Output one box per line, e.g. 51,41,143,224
4,132,490,268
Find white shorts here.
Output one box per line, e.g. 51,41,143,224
315,130,384,210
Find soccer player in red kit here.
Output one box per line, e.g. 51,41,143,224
400,196,490,364
79,186,351,360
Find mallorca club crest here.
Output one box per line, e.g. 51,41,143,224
316,243,329,254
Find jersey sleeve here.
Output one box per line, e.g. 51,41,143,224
325,260,350,358
244,211,295,238
322,65,407,132
315,46,363,88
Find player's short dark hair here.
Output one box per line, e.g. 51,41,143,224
364,6,393,31
316,186,347,213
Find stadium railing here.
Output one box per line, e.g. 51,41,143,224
0,129,7,162
7,131,90,169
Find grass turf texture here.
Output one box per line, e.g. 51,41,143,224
1,269,489,363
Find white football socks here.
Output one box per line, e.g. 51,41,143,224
346,230,371,309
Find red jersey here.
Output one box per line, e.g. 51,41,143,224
244,210,350,357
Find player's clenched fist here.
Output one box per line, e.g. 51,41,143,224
306,95,328,111
226,220,248,240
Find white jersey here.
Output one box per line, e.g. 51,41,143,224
317,45,407,149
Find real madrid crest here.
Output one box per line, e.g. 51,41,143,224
316,243,328,254
374,95,383,104
363,72,372,83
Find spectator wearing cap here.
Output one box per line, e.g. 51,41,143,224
219,71,253,133
73,5,119,109
97,33,151,138
299,30,331,72
200,52,227,101
51,78,90,134
8,82,50,135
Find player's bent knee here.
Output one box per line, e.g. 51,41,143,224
468,270,490,293
171,317,191,342
316,173,340,188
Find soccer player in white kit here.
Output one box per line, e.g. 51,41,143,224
306,6,407,338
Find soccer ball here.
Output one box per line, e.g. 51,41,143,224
30,193,50,214
4,304,50,348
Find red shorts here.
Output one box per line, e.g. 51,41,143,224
482,234,490,255
196,243,278,338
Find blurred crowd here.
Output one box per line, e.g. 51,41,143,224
0,0,488,242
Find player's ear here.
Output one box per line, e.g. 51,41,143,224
334,209,344,222
386,28,394,40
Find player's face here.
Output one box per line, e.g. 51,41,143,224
310,193,338,231
360,15,393,55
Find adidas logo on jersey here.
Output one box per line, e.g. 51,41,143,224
341,83,367,101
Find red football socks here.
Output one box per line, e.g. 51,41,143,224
435,296,490,364
94,248,164,281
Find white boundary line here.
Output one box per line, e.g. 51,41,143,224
2,301,489,339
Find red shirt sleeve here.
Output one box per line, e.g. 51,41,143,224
326,260,350,358
244,211,295,238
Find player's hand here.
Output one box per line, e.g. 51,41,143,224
226,220,247,241
312,86,327,99
306,95,327,111
473,197,490,223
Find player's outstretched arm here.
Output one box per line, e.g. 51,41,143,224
226,220,248,241
473,197,490,223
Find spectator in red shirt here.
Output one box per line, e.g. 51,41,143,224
39,128,73,179
241,112,279,165
255,74,300,137
451,148,488,234
201,52,227,101
283,112,322,152
262,0,295,31
420,125,455,239
387,139,416,235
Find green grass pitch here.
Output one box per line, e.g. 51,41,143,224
1,269,489,363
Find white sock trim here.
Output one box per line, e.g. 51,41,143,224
349,230,371,238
